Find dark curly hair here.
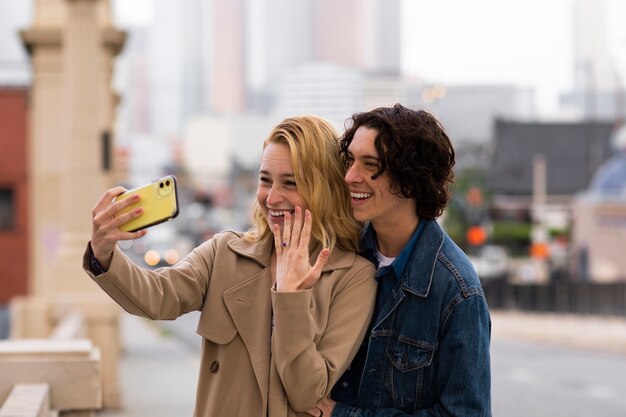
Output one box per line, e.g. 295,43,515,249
340,104,455,220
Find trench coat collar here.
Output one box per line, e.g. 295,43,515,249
226,232,357,272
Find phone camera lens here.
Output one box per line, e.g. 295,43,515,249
165,180,170,186
159,182,164,188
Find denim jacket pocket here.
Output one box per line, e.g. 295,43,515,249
385,340,436,410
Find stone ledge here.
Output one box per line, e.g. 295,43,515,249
0,340,101,411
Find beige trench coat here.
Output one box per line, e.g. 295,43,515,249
83,231,376,417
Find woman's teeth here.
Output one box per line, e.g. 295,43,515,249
269,210,291,217
351,192,372,200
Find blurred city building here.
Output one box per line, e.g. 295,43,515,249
248,0,400,112
486,119,619,281
271,62,366,128
210,0,246,114
113,0,404,190
0,87,29,306
409,84,536,145
0,0,33,343
560,0,625,121
311,0,400,74
487,119,616,217
571,124,626,282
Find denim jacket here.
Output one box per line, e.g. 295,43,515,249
331,220,492,417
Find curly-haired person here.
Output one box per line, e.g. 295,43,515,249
312,104,492,417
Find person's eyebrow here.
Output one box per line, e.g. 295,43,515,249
259,169,295,178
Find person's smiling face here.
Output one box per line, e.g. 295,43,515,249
256,142,308,234
344,126,416,228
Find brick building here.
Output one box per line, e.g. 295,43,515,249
0,86,29,303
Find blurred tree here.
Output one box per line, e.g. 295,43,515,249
444,167,488,251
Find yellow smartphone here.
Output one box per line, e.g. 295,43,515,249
113,175,179,232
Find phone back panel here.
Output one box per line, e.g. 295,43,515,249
114,176,179,232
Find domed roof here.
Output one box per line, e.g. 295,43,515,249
612,123,626,152
589,123,626,196
589,152,626,195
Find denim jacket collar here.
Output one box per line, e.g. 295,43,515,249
361,220,445,297
401,219,446,297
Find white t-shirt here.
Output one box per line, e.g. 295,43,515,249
376,251,395,268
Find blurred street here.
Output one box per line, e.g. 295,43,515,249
94,309,626,417
96,313,198,417
492,338,626,416
491,313,626,416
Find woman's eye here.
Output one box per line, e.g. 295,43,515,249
259,177,271,184
285,181,297,187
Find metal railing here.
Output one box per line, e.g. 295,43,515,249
482,279,626,316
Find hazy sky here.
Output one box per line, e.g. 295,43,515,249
113,0,626,114
401,0,626,112
402,1,572,91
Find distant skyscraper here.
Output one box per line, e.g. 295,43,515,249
561,0,620,120
210,0,247,114
247,0,401,114
182,0,212,118
312,0,400,74
249,0,312,89
573,0,613,93
272,62,365,128
117,0,402,123
149,0,185,135
114,26,151,139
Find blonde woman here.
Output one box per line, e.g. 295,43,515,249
84,116,376,417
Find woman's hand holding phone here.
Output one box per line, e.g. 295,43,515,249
90,186,148,269
90,176,178,269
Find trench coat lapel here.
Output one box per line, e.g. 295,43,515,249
222,234,356,412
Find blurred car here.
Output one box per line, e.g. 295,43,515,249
120,223,193,269
469,244,510,282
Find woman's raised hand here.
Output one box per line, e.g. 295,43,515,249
90,186,147,269
272,207,330,292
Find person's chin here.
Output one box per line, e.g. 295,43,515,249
351,209,369,223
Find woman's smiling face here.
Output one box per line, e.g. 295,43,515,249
256,142,308,233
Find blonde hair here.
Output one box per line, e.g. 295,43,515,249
244,115,360,252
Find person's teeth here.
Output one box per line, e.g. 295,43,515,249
351,193,372,199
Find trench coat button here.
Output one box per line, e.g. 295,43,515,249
210,360,219,373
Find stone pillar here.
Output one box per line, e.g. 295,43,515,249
19,0,126,409
20,0,125,296
54,0,108,294
20,0,65,297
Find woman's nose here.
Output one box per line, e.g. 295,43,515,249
266,185,283,205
